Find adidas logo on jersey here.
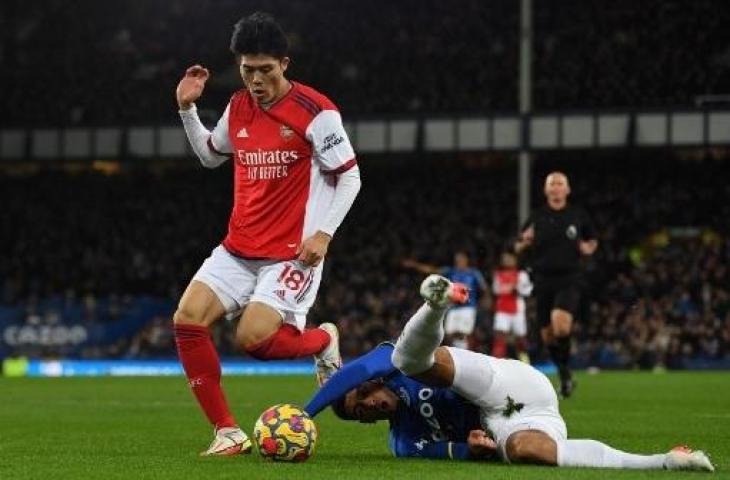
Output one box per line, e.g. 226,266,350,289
274,289,286,300
236,127,249,138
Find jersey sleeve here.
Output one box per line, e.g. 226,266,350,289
209,103,232,155
179,102,232,168
579,208,598,241
305,110,357,174
517,270,533,296
304,344,396,417
389,429,473,460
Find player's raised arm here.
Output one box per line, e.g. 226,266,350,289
401,259,442,274
514,225,534,255
176,65,233,168
578,208,599,256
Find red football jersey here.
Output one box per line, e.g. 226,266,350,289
207,82,356,259
494,268,519,314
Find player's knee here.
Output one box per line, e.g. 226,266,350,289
173,306,206,326
505,433,536,463
551,311,572,337
237,328,270,351
237,307,282,351
506,431,556,465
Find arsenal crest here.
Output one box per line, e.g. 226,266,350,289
280,125,294,141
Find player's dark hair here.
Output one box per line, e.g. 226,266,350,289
331,397,356,421
230,12,288,58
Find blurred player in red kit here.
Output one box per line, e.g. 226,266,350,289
491,251,532,362
173,12,360,455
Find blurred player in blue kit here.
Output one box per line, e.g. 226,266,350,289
402,252,487,349
305,275,714,471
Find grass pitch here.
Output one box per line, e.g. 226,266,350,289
1,371,728,479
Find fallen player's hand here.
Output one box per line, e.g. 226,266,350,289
297,231,331,267
176,65,210,110
467,429,497,458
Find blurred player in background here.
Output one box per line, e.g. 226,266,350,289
402,251,487,349
173,12,360,455
303,275,713,472
491,251,532,362
515,172,597,398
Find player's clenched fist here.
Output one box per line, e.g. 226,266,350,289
467,429,497,458
176,65,210,110
297,231,332,267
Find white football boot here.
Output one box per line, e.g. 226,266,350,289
201,427,252,456
314,322,342,386
419,274,469,309
664,445,714,472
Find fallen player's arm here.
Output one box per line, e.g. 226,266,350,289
391,435,494,461
305,343,396,417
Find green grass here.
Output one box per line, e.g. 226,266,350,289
1,372,728,479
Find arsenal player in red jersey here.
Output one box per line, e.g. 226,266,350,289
174,12,361,455
491,252,533,362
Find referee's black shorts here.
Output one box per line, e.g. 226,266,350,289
534,273,582,328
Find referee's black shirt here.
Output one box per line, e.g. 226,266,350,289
522,205,596,277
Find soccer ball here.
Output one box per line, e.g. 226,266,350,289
253,403,318,462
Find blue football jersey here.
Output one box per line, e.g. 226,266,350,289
385,372,481,459
441,267,486,308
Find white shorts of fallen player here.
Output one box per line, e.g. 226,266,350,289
450,350,567,461
493,307,527,337
444,306,477,335
192,245,323,331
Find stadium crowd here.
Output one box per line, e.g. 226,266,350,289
2,153,729,369
3,0,728,126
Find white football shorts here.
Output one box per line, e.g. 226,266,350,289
192,245,323,331
479,357,567,461
493,305,527,336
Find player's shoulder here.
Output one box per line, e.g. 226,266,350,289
228,88,254,114
292,82,338,113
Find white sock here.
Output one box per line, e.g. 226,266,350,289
392,303,446,375
445,347,495,407
557,439,666,469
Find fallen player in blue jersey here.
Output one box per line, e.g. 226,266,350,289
305,275,715,471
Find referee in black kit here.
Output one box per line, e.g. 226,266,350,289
515,172,598,398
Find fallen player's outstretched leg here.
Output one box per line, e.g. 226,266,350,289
391,274,469,384
392,275,714,472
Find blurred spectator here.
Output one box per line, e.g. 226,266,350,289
1,153,729,367
3,0,728,126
